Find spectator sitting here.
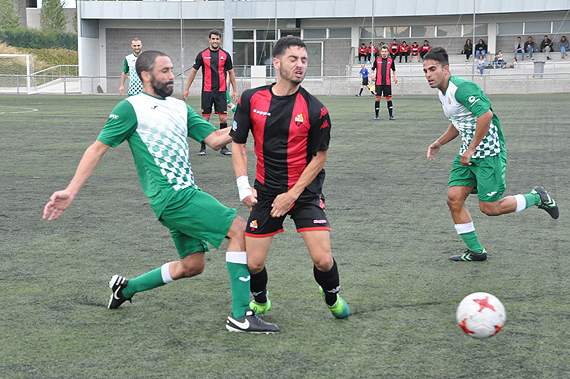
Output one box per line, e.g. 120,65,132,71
419,40,431,60
558,36,568,60
514,36,525,61
410,42,420,61
540,35,554,60
493,50,507,69
389,39,400,60
463,39,473,61
509,58,518,69
475,39,487,58
477,54,486,75
399,41,409,63
524,36,535,60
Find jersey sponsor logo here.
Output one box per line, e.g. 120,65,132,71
319,107,328,119
320,119,330,130
151,105,158,109
313,219,327,224
204,56,211,59
294,113,304,126
253,108,271,116
249,220,258,230
109,114,119,120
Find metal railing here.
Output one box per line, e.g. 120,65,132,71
2,72,570,96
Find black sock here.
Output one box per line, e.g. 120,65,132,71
250,267,268,304
359,88,363,95
375,101,380,117
201,142,206,150
220,122,228,130
387,101,393,117
313,260,340,306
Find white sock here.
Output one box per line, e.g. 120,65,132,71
513,194,526,213
161,262,174,284
454,222,475,234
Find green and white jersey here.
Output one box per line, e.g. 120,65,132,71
97,92,216,218
439,76,505,158
123,53,143,95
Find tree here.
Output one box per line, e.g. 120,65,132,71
0,0,20,30
40,0,68,32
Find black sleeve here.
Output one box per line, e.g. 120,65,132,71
224,51,234,71
230,89,253,144
192,51,203,71
307,97,331,155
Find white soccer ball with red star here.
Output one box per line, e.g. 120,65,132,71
456,292,506,339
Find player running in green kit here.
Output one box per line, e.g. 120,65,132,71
43,51,278,333
423,47,559,262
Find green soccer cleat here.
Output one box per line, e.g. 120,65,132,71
249,298,272,315
319,287,350,319
531,186,559,219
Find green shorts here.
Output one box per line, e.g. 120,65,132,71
448,151,507,202
159,188,238,259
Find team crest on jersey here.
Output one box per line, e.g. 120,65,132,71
249,220,258,230
295,113,304,126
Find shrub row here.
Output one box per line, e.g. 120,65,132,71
0,27,77,50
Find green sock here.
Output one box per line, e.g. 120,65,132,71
523,193,540,208
226,252,251,319
459,230,484,253
122,267,166,299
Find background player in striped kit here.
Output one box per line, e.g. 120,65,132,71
183,29,238,156
371,45,397,120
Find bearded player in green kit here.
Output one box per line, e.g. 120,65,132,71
43,51,278,333
423,47,559,262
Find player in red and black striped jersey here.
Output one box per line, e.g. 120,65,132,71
183,29,238,156
230,37,350,325
371,45,398,120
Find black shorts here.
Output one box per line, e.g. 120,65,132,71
201,91,227,116
245,189,330,237
375,84,392,98
362,77,369,85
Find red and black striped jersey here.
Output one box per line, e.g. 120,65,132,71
372,57,396,86
231,84,331,195
192,48,233,92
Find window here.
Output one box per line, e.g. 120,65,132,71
282,30,301,38
329,28,351,38
412,26,435,38
463,24,487,37
436,25,461,37
304,29,327,39
255,42,273,65
256,30,276,40
386,27,410,39
234,30,253,39
525,22,551,34
498,22,523,36
553,20,570,33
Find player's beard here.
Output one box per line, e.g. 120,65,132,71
151,75,174,98
279,66,305,86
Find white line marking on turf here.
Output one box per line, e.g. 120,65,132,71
0,105,39,114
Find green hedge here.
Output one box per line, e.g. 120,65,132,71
0,28,77,50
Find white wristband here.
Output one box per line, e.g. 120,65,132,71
236,175,253,201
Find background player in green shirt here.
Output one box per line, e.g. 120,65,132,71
423,47,559,262
43,50,278,333
119,38,143,96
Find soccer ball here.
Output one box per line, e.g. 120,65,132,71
456,292,506,339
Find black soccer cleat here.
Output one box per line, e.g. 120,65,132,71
220,147,232,156
531,186,559,219
449,249,487,262
226,309,280,333
389,116,396,121
108,275,132,309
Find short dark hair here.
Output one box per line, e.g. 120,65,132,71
136,50,168,78
273,37,307,58
209,29,221,39
423,46,449,67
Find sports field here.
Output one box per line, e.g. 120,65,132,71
1,92,568,378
